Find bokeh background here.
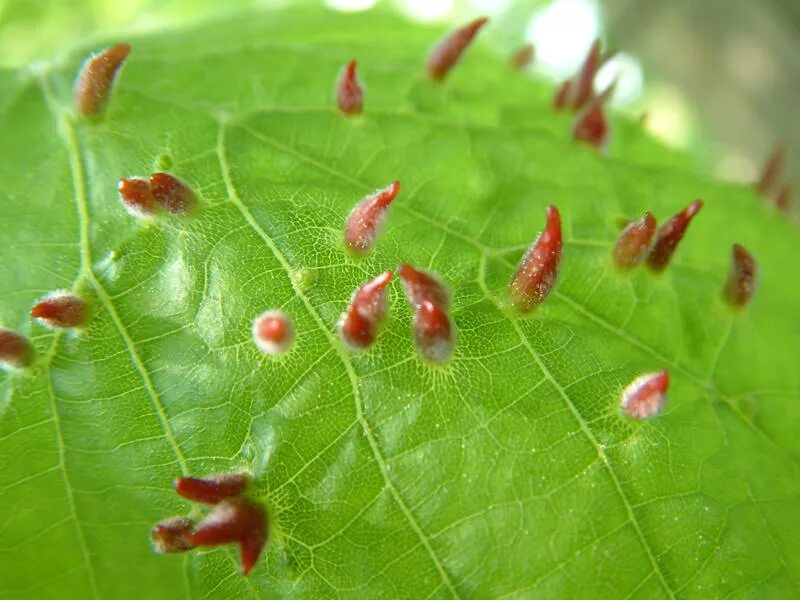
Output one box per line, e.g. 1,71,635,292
1,0,796,204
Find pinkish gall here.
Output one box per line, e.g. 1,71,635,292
175,473,250,505
398,263,449,310
344,181,400,255
340,270,393,350
74,43,131,116
621,370,669,419
776,183,792,213
646,200,703,272
150,172,196,215
151,516,196,553
336,60,364,116
0,328,34,370
188,497,268,576
613,212,656,269
724,244,757,308
756,142,785,198
510,43,535,70
572,80,615,151
426,17,489,82
30,292,87,328
509,205,562,312
118,177,157,217
252,310,294,355
413,300,455,363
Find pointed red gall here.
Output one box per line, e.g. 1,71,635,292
646,200,703,272
0,328,34,370
188,497,268,576
398,263,449,310
510,43,535,70
344,181,400,254
413,300,455,363
776,183,792,213
31,292,87,328
572,81,615,151
510,205,562,312
621,370,669,419
150,172,196,215
340,270,393,350
756,142,785,198
74,43,131,116
613,211,656,269
175,473,250,505
252,310,294,355
724,244,757,308
151,516,196,553
426,17,489,82
118,177,157,216
554,40,615,111
336,60,364,115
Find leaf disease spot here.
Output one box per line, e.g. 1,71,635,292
340,270,393,350
189,497,268,576
724,244,757,308
118,177,158,217
74,43,131,116
336,60,364,115
621,370,669,419
175,473,250,505
151,516,196,554
646,200,703,272
343,180,400,255
150,172,197,215
30,291,87,328
398,263,450,310
426,17,489,82
252,310,294,355
613,211,657,269
509,205,562,312
413,299,455,363
510,43,535,70
0,328,34,370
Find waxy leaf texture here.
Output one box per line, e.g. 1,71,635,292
0,5,799,599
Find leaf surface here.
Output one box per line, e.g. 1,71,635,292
0,5,799,599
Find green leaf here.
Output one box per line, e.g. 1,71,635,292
1,5,799,598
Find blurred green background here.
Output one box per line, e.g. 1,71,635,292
0,0,796,204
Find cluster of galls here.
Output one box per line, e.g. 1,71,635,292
59,15,783,579
151,473,268,576
0,292,87,371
